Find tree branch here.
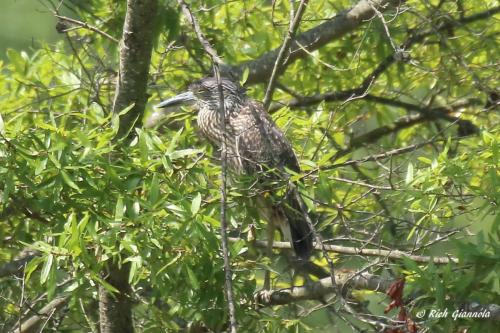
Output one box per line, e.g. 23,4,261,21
0,249,40,279
255,272,500,322
223,0,403,83
10,296,69,333
230,238,458,264
100,1,159,332
262,0,309,109
254,271,389,306
177,0,224,65
55,14,119,43
270,6,500,110
177,1,237,331
113,0,159,139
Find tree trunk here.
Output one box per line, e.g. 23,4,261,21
99,1,158,332
99,263,133,333
113,0,159,138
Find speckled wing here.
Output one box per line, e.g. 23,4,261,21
230,100,313,259
230,100,300,175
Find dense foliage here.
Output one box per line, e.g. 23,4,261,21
0,0,498,332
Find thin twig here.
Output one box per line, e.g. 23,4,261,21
18,264,26,333
229,237,458,264
262,0,309,110
177,1,236,331
214,65,237,333
177,0,224,64
54,14,119,43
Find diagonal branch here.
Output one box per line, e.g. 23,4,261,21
177,0,224,65
9,296,69,333
54,14,119,43
271,6,500,110
262,0,309,109
224,0,403,83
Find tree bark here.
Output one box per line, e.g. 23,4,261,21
99,263,133,333
100,0,158,332
113,0,159,138
223,0,403,84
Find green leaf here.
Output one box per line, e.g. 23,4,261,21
24,256,44,283
60,170,81,192
168,148,202,160
7,49,26,73
114,196,124,222
240,67,249,85
418,156,432,164
157,252,182,275
191,192,202,215
40,254,53,284
0,113,4,135
405,162,414,185
149,174,160,204
186,266,200,289
118,103,135,116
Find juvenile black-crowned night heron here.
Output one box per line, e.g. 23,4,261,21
155,77,314,261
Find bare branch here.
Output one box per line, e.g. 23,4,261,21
224,0,403,83
254,271,389,306
0,250,40,279
177,2,237,331
231,238,458,264
262,0,309,110
10,296,69,333
55,14,119,43
177,0,225,64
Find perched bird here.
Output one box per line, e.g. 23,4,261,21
155,77,314,260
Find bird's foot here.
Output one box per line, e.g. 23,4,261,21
253,270,272,309
253,289,273,309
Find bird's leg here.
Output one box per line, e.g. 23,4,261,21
263,221,275,290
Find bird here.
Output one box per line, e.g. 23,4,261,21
154,76,314,261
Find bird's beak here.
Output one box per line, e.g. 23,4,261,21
145,91,196,128
155,91,195,109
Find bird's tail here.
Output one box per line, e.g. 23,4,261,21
280,185,314,260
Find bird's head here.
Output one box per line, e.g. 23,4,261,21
155,76,245,111
146,77,246,128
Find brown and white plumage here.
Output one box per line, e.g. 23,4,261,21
157,77,313,259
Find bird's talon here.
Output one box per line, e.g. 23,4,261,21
254,289,273,308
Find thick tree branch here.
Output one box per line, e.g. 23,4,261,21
255,272,500,322
99,262,133,333
255,271,389,306
270,6,500,110
223,0,403,84
0,249,40,278
100,1,159,332
113,0,159,139
10,296,69,333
